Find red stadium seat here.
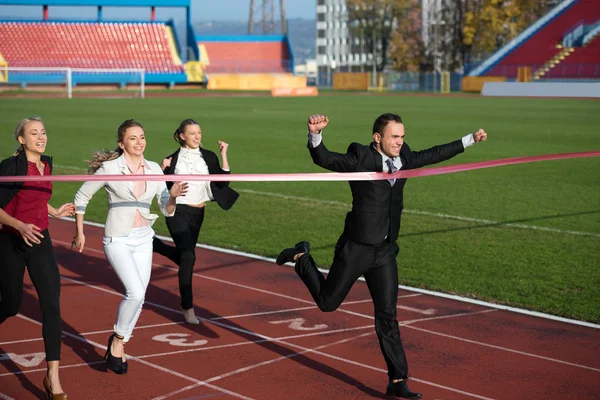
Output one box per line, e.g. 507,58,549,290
0,21,184,73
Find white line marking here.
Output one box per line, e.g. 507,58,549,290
0,393,15,400
57,217,599,333
11,315,253,399
152,332,376,400
398,305,436,315
45,251,499,399
18,274,492,400
52,239,600,371
235,189,600,237
0,360,107,377
343,293,423,304
0,337,46,346
138,325,376,360
405,325,600,373
0,295,422,345
1,227,582,400
78,321,185,336
0,325,376,377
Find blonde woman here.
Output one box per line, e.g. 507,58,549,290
72,119,187,375
0,117,75,399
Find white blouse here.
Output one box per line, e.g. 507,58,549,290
173,147,214,205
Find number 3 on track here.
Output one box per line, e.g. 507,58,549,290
152,333,208,347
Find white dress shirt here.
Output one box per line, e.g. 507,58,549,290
307,131,475,173
174,147,214,205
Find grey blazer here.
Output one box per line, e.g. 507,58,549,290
74,154,174,238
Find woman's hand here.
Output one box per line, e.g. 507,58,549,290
161,157,172,171
219,140,228,155
170,182,189,198
17,221,44,247
54,203,76,218
71,231,85,253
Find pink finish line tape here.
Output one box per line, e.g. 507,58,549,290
0,151,598,183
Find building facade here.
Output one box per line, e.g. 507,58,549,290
316,0,374,84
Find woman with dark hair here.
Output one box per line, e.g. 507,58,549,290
0,117,75,399
152,119,238,324
72,119,187,374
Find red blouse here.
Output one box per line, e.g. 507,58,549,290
2,161,53,235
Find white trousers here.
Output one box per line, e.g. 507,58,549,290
103,225,154,342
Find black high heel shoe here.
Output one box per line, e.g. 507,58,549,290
104,333,126,374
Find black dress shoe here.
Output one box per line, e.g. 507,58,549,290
386,380,422,399
276,241,310,265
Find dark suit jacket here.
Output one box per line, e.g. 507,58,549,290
309,139,464,244
0,151,53,209
162,147,239,211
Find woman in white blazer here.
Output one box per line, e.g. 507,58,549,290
72,119,187,375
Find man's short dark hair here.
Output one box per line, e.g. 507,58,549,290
373,113,403,135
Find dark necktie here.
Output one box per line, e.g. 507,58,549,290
386,158,397,186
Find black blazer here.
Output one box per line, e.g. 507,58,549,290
309,139,464,244
162,147,239,211
0,151,53,209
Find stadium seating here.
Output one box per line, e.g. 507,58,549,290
200,41,291,74
542,34,600,78
485,0,599,78
0,21,184,73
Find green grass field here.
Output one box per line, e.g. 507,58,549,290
1,94,599,322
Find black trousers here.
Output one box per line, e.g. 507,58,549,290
0,230,62,361
153,204,205,310
295,234,409,380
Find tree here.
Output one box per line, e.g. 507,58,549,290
388,0,425,71
346,0,411,72
427,0,558,71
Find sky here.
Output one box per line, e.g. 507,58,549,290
0,0,316,22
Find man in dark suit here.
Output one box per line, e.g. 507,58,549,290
276,113,487,399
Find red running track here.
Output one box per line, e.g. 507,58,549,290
0,218,599,399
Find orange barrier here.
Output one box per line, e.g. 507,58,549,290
333,72,369,90
517,66,532,82
461,76,506,93
271,87,318,96
207,73,306,90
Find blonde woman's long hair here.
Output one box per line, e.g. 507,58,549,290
86,119,144,174
13,116,43,156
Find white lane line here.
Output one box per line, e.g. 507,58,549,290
51,166,599,238
0,325,376,377
0,360,107,377
52,239,600,371
152,332,376,400
64,208,600,331
0,337,47,346
10,315,253,399
56,217,600,329
0,294,421,346
138,325,375,360
405,325,600,373
0,393,15,400
46,250,499,399
343,293,423,304
44,272,494,400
